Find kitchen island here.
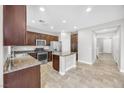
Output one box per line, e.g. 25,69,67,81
52,52,76,75
4,55,41,88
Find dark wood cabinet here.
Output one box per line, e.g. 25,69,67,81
45,35,50,46
26,31,36,45
52,55,59,71
3,5,26,45
26,31,58,46
3,5,58,46
4,65,41,88
28,53,37,59
48,51,52,62
71,33,78,60
53,36,58,41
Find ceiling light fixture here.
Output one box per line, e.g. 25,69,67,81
40,7,45,12
86,7,92,12
62,20,66,23
74,26,77,29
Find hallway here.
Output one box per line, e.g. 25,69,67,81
41,53,124,88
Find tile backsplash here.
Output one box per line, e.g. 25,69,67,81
13,46,36,51
3,46,50,63
3,46,10,63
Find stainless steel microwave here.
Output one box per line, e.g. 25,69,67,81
36,39,46,46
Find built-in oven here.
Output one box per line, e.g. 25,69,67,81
37,52,48,64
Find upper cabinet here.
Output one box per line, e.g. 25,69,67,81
3,5,26,46
26,31,37,45
3,5,58,46
26,31,58,46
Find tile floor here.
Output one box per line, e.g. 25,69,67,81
41,53,124,88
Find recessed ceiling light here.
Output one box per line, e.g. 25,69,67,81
50,26,54,29
40,7,45,12
62,20,66,23
32,20,35,23
86,7,92,12
74,26,77,29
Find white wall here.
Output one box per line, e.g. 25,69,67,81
78,19,124,68
120,21,124,72
112,29,120,65
92,32,97,63
78,30,93,64
0,5,3,87
59,32,71,53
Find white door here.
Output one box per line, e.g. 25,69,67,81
103,38,112,53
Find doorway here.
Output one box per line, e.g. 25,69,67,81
103,38,112,53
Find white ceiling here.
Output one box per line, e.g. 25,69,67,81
27,5,124,33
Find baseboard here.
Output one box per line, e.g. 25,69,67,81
78,60,93,65
65,65,76,71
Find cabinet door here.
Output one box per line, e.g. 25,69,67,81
4,65,41,88
53,36,58,41
71,34,78,60
3,5,26,45
36,33,41,39
48,51,52,62
53,55,59,71
71,34,78,52
26,31,36,45
40,34,46,40
45,35,50,46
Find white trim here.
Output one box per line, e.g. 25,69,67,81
65,65,76,71
78,60,93,65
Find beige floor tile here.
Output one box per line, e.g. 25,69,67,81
41,53,124,88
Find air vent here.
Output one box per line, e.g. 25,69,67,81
39,19,45,23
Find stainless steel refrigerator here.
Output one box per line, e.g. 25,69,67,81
50,41,62,52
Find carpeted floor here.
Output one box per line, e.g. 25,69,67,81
40,53,124,88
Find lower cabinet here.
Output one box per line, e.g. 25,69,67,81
28,53,37,59
4,65,41,88
48,51,52,62
52,55,59,71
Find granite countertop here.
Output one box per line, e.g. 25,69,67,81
52,52,76,56
14,49,52,54
4,55,41,74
